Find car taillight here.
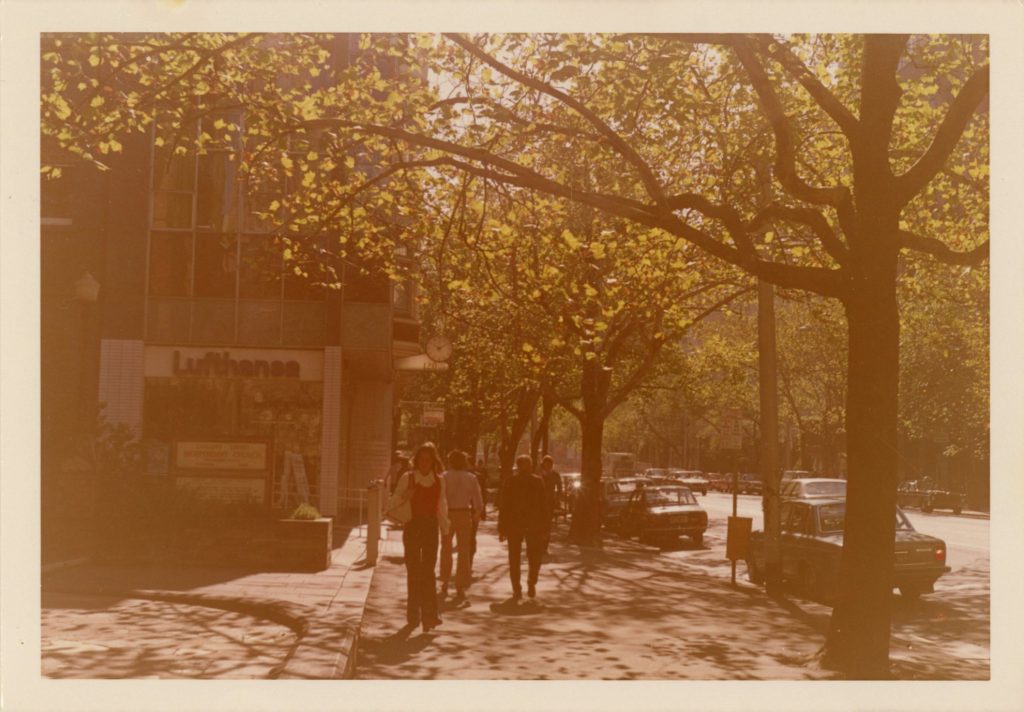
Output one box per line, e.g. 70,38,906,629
934,547,946,563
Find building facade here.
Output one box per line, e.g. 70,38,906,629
42,35,421,530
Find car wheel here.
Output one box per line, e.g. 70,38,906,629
953,506,962,515
899,584,924,599
922,503,934,513
691,531,703,546
747,558,765,585
799,563,821,601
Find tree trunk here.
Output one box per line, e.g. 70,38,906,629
569,358,610,546
823,267,900,678
569,407,605,546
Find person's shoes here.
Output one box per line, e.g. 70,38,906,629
439,583,449,597
454,589,466,603
527,583,536,599
422,617,442,632
512,588,522,601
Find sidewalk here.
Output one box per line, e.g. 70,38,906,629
41,525,377,679
356,519,836,680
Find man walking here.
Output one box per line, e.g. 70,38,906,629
498,454,549,600
439,450,485,602
538,455,563,555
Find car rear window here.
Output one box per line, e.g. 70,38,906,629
816,503,916,534
805,481,847,497
646,487,697,506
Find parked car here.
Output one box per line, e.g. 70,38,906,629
600,477,645,530
617,485,708,545
781,470,813,482
780,478,847,500
670,470,709,496
746,498,950,602
643,468,670,479
739,473,762,495
706,472,729,492
897,479,965,515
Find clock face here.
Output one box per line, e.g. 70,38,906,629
425,334,453,362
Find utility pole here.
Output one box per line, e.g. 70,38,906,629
758,279,782,596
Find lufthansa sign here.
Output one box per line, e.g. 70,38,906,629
145,346,324,381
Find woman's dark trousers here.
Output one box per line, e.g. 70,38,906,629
403,516,440,624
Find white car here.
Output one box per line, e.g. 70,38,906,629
779,478,847,500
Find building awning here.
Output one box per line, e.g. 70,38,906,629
394,353,448,371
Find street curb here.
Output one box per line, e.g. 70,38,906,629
276,531,380,680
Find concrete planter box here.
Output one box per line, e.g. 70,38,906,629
273,517,333,572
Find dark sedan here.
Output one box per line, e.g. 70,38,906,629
617,485,708,545
746,498,950,603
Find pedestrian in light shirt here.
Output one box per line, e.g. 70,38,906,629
439,450,484,602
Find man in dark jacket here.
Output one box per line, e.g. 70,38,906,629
498,455,549,599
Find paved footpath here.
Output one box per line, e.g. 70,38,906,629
42,525,376,679
356,519,834,680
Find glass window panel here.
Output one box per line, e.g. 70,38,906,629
239,235,282,298
238,300,281,344
149,232,192,297
152,191,194,229
153,145,195,192
196,152,237,232
194,233,237,298
345,264,390,303
146,298,191,343
191,299,237,344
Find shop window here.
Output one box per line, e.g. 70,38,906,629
193,233,237,298
149,231,193,297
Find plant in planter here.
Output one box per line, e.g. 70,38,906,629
273,503,333,571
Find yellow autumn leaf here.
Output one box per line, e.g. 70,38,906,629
281,154,294,171
90,95,105,108
302,171,315,188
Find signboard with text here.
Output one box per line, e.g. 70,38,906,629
172,438,272,506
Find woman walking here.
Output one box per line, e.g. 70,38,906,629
388,442,449,632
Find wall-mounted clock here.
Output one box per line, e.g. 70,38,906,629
425,334,454,363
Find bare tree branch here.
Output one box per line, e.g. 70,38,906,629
747,203,849,264
898,230,989,266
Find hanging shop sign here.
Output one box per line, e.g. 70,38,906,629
145,346,324,381
171,438,272,505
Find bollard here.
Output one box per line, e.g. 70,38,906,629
366,482,381,565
